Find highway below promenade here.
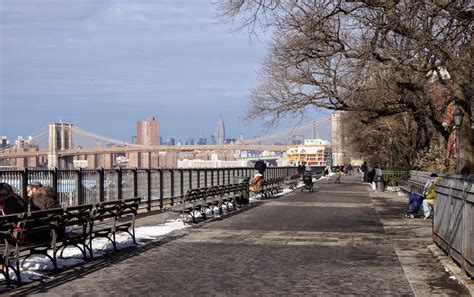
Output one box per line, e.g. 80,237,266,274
9,176,471,296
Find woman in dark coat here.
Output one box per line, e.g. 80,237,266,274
0,182,27,214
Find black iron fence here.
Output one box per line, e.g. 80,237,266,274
0,167,298,211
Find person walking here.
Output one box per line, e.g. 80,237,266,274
297,162,305,177
361,161,368,182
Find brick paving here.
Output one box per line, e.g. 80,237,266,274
8,176,470,296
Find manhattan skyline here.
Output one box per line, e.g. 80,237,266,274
0,0,330,142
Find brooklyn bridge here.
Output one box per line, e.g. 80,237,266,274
0,117,331,169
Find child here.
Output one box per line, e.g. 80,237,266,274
335,170,342,184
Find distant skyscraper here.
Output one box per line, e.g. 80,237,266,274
136,116,160,146
215,115,225,145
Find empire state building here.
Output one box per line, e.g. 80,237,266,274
215,115,225,145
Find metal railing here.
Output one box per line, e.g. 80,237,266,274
433,174,473,278
0,167,298,211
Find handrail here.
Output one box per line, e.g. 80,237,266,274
0,167,298,211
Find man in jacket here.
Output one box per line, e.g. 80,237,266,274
30,186,61,211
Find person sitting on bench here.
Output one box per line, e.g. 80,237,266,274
249,170,263,193
422,173,438,219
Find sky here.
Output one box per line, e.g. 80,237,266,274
0,0,330,143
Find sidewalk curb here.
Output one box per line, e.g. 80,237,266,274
427,244,474,296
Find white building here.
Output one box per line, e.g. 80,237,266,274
178,153,248,168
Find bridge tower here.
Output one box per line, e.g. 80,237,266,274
48,123,73,168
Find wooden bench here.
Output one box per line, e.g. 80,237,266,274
259,177,284,199
399,172,429,196
0,197,142,286
218,185,237,211
0,213,22,286
168,183,250,223
228,183,249,207
89,197,141,258
0,208,63,285
400,172,439,218
284,174,300,189
172,189,209,223
56,204,94,261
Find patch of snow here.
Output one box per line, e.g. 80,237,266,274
0,219,189,286
0,184,299,288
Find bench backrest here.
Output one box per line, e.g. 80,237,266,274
120,198,141,218
16,208,64,245
60,204,94,231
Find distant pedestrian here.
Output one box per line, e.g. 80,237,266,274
335,170,342,184
323,165,330,183
348,164,353,176
361,161,368,182
297,162,305,177
373,164,383,191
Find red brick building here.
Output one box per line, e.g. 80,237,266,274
136,117,160,146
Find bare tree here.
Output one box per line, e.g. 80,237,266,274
215,0,473,169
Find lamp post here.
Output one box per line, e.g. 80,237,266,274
453,107,464,174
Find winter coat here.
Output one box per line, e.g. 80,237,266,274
30,186,61,211
422,178,437,199
297,165,305,174
249,173,263,193
0,182,27,214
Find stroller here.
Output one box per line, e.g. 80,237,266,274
404,192,423,218
301,171,314,192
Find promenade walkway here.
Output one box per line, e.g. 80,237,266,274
8,176,471,296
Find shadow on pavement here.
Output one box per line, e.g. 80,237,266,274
9,234,186,296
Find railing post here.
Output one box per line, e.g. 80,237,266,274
21,167,28,201
159,169,164,210
197,169,200,188
170,169,175,206
204,170,208,187
133,167,138,198
98,167,105,202
52,167,58,194
117,167,122,201
189,169,192,189
146,169,151,211
77,168,84,206
211,170,214,186
179,169,184,199
227,168,231,184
